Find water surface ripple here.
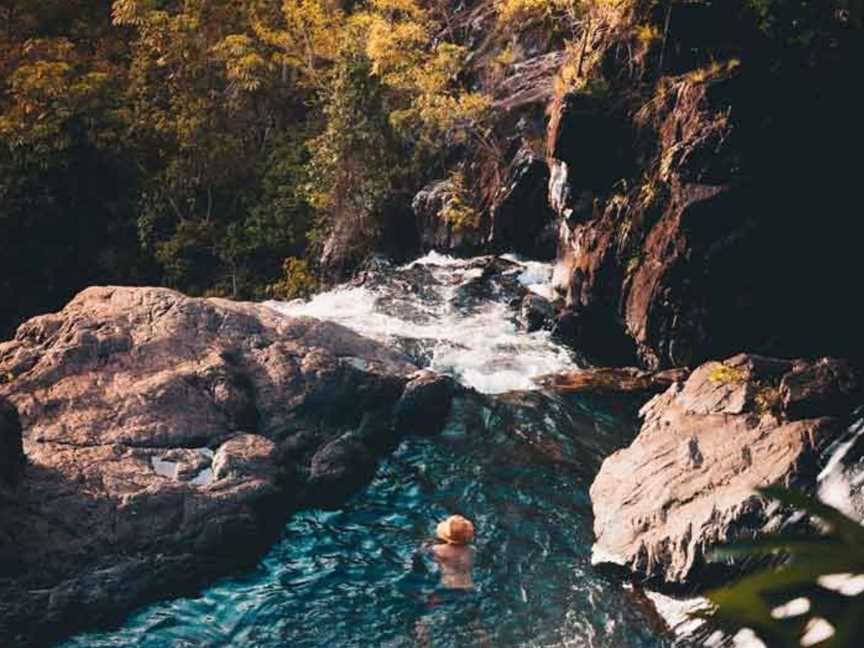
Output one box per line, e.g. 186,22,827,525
61,254,676,648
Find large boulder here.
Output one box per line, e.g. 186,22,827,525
519,293,555,332
590,354,861,586
0,286,453,646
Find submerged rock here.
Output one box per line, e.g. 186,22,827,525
0,286,452,646
519,293,555,332
394,370,458,437
590,353,861,586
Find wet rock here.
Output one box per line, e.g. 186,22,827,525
306,432,377,509
817,413,864,522
0,286,444,646
394,370,458,437
411,180,486,255
536,366,688,396
0,397,24,486
551,308,639,367
489,147,557,259
590,354,861,586
519,293,555,332
780,358,859,421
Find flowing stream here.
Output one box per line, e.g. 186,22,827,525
61,254,679,648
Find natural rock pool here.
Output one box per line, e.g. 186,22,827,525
60,254,678,647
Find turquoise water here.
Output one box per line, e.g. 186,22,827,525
61,392,676,648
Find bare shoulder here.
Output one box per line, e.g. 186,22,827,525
428,542,446,557
430,543,474,561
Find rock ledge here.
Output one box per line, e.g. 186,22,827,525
0,286,450,646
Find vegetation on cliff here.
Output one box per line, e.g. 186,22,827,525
546,0,864,368
0,0,492,335
2,0,862,359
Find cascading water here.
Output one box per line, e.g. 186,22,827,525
265,252,574,394
61,254,679,648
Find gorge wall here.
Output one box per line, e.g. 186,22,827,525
406,0,864,372
544,0,864,370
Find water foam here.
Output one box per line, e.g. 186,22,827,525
818,416,864,519
265,254,574,394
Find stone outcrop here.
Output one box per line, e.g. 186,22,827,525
411,179,487,256
519,293,555,332
590,354,860,586
0,286,455,646
488,147,557,260
411,149,557,262
546,0,864,369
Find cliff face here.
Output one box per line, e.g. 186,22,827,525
545,0,864,369
397,1,863,370
0,398,23,486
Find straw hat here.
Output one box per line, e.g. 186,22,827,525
436,515,475,545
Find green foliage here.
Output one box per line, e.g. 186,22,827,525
266,257,319,300
115,0,316,298
303,35,402,262
702,487,864,647
360,0,492,147
0,4,143,338
495,0,585,31
0,0,553,335
754,382,784,417
625,253,642,275
440,171,482,233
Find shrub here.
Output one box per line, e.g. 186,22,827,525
440,171,482,232
266,257,319,300
708,363,747,384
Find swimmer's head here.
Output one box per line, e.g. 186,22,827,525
436,515,475,546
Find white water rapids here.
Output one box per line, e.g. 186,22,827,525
266,252,575,394
264,251,864,648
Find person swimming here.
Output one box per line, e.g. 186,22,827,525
428,514,476,590
413,515,489,647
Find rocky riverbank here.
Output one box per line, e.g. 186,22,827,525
1,283,862,644
590,353,861,587
0,286,458,646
